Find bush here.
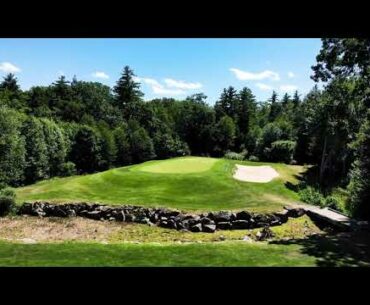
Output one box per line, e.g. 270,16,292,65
224,151,245,161
248,155,259,162
298,187,325,206
268,140,297,163
59,162,77,177
0,187,16,216
324,196,340,210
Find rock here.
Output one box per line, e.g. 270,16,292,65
53,207,68,217
125,214,136,222
67,209,76,217
217,222,232,230
274,210,289,223
236,211,252,221
189,223,202,232
213,211,232,223
159,219,177,229
176,221,187,230
200,217,215,225
243,235,253,242
255,226,274,241
231,220,250,229
202,224,216,233
284,206,305,218
86,210,102,220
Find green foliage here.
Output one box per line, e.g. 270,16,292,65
213,115,236,155
0,107,26,186
248,155,259,162
267,140,297,163
348,113,370,219
299,187,325,207
22,116,50,183
59,162,77,177
224,151,246,161
128,122,156,163
0,187,16,216
70,125,103,173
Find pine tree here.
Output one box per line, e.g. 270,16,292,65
113,66,144,120
268,91,281,121
214,86,238,120
0,73,20,92
292,90,301,108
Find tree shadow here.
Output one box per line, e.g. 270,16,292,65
270,232,370,267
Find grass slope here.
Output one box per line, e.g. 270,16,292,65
16,157,305,212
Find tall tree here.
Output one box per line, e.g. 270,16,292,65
214,86,238,120
0,73,20,92
268,90,281,121
113,66,144,120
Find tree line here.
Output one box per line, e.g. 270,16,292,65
0,38,369,219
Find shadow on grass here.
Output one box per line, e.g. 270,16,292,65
270,232,370,267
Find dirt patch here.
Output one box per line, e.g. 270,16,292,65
233,165,279,183
0,216,124,243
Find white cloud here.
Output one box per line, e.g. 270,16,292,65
0,62,21,73
164,78,202,90
57,70,65,76
92,71,109,79
280,85,298,92
230,68,280,81
288,71,295,78
256,83,274,91
136,77,186,96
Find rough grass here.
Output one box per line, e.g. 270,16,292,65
0,215,322,244
15,157,306,213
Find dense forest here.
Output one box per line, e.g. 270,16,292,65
1,38,369,219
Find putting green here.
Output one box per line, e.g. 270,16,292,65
135,157,219,174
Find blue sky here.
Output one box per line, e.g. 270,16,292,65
0,38,322,104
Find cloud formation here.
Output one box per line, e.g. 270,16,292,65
164,78,202,90
288,71,295,78
136,77,186,96
230,68,280,81
92,71,109,79
0,62,21,73
256,83,273,91
136,76,202,96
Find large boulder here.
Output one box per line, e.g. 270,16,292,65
231,220,250,229
236,211,252,221
217,222,232,230
213,211,232,223
202,224,216,233
284,206,305,218
189,223,202,232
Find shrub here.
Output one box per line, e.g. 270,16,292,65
224,151,245,161
0,187,16,216
268,140,297,163
298,187,325,206
248,155,259,162
324,196,340,210
59,162,77,177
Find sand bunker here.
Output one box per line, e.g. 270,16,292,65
233,165,279,183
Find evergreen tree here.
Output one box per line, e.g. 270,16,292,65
0,73,20,92
268,91,281,121
113,66,144,120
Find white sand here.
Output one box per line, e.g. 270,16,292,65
233,164,279,183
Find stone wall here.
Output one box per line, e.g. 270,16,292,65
17,202,306,233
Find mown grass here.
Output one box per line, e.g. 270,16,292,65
0,240,317,267
16,157,305,213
